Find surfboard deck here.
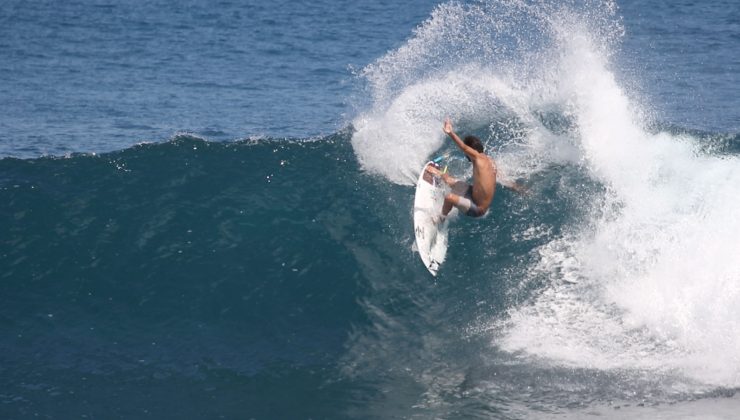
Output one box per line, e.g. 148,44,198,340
413,162,449,276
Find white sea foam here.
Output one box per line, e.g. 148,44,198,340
354,0,740,389
352,70,523,184
500,8,740,388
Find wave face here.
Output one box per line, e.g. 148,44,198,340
0,134,384,417
3,0,740,418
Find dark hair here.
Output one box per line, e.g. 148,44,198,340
463,135,484,153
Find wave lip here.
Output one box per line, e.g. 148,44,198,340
350,0,623,184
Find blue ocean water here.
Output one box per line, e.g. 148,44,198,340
0,0,439,157
2,0,740,419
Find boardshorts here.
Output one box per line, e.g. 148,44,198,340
452,183,487,218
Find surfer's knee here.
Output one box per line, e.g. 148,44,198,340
451,181,468,196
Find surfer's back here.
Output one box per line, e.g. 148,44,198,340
471,154,497,212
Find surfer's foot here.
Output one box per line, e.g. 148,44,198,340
432,214,446,224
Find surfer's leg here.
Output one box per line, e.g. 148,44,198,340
447,190,485,217
442,182,471,216
451,181,468,195
443,193,462,216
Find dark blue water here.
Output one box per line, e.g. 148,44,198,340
2,0,740,418
620,0,740,132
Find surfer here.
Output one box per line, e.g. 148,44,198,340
426,118,521,220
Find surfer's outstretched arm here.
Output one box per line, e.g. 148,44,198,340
443,118,480,161
496,167,527,194
499,179,526,193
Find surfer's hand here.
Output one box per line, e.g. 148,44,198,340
443,118,453,135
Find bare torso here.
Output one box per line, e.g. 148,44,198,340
471,155,497,212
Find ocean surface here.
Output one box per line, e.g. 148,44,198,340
2,0,740,418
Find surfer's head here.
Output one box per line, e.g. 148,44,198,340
463,135,484,161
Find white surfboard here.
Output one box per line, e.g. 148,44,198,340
413,162,449,276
